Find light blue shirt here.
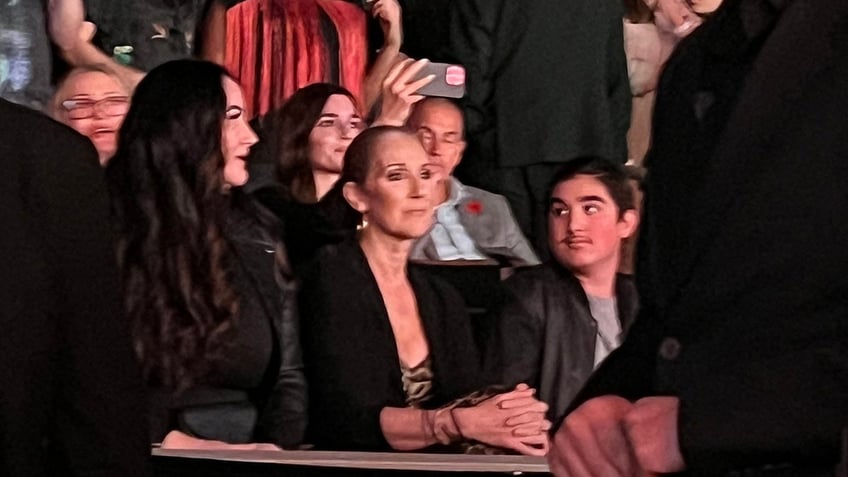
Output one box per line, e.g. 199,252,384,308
429,178,488,261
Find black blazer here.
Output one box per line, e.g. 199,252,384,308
227,198,307,448
570,0,848,475
486,263,638,425
0,99,149,476
145,198,308,448
299,240,487,450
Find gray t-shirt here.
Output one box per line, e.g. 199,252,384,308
587,295,622,368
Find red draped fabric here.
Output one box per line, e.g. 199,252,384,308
225,0,367,118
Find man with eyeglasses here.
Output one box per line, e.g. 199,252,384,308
51,66,130,165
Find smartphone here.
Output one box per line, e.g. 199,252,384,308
412,63,466,99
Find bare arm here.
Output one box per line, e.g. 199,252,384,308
363,0,404,112
47,0,85,51
380,407,443,450
46,0,145,91
64,40,146,91
199,0,228,65
381,386,551,455
161,430,281,451
370,58,433,127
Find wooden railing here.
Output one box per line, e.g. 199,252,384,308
152,449,550,476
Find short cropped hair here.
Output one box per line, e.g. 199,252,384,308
548,157,636,217
340,125,411,186
407,97,466,139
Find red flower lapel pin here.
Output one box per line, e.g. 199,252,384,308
465,200,483,215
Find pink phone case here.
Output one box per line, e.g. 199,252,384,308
413,63,466,98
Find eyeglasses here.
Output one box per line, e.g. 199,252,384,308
61,96,130,120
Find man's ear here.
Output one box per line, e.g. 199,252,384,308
342,181,369,214
457,139,467,158
617,209,640,239
446,139,467,175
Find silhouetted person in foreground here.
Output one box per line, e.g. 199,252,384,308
549,0,848,475
0,97,148,476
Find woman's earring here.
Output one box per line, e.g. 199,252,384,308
357,216,369,231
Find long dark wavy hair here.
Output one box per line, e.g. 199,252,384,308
261,82,358,203
107,59,239,392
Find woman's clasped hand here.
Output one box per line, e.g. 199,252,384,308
452,384,552,456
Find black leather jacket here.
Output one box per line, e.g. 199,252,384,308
485,262,638,425
226,196,308,448
145,195,307,447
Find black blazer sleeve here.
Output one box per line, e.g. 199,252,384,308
568,0,848,472
256,278,308,448
229,196,307,448
0,99,149,476
484,281,543,391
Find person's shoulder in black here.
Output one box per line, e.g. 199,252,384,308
252,182,359,272
0,98,149,476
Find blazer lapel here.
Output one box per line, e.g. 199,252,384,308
408,269,443,357
231,236,282,322
457,193,496,247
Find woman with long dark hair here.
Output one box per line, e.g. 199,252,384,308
249,83,364,269
108,59,306,449
267,82,364,204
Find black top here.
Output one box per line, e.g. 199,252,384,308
217,203,275,390
252,183,359,271
225,196,308,448
299,240,487,450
